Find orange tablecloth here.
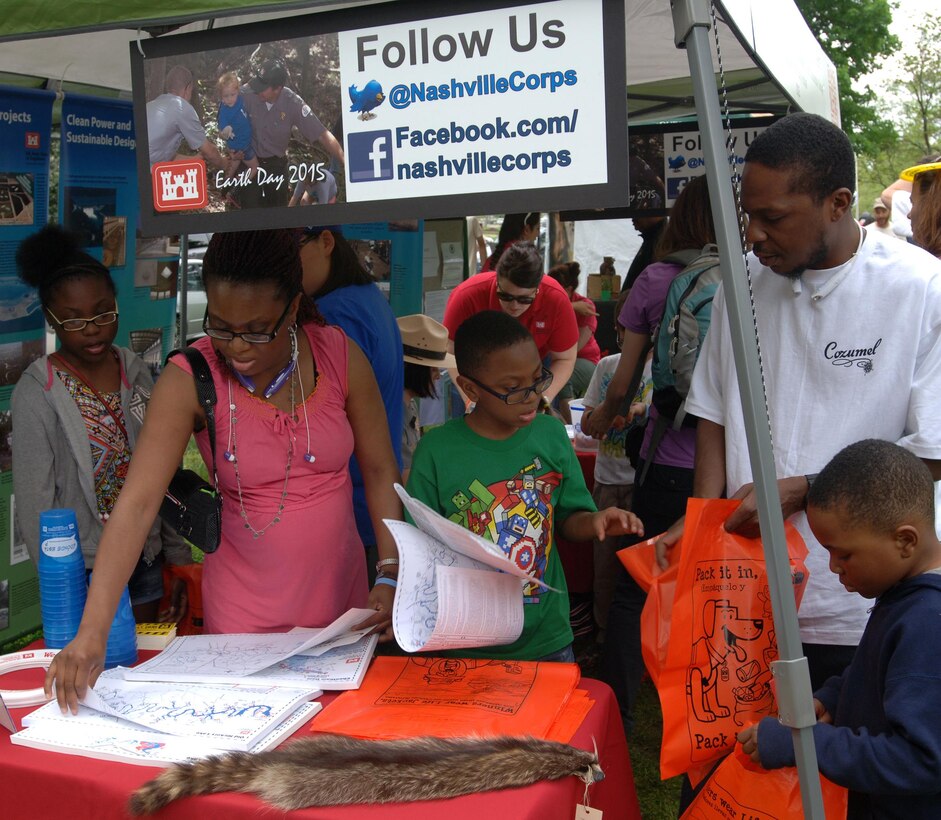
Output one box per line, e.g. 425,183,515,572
1,644,640,820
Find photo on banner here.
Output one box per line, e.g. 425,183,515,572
130,0,627,236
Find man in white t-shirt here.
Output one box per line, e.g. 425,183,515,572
146,65,226,170
865,198,899,239
664,113,941,689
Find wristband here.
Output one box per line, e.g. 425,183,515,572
805,473,818,490
374,576,397,589
375,557,399,575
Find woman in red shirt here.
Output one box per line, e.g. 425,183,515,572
443,242,578,407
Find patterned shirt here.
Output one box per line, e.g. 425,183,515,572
56,370,131,519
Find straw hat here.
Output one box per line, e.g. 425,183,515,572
397,314,456,368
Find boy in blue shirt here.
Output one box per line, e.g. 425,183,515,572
406,310,643,662
217,71,259,181
739,439,941,818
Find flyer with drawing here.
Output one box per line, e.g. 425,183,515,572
386,484,558,653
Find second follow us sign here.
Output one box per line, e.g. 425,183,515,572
340,0,617,202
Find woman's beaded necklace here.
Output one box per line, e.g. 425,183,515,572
225,329,320,539
228,362,296,539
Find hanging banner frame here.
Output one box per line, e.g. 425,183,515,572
130,0,627,236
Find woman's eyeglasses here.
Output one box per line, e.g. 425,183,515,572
47,308,118,332
467,367,553,405
202,300,292,344
495,289,539,305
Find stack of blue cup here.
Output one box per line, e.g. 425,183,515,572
103,584,138,669
38,508,88,649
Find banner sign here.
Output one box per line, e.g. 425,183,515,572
130,0,627,236
561,116,777,221
60,95,177,375
0,85,54,644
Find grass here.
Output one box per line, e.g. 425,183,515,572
574,637,683,819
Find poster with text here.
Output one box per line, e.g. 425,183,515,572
60,95,176,377
0,85,54,644
131,0,626,236
561,115,778,221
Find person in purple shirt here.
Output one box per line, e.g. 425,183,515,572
583,175,716,733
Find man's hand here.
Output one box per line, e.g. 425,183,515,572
655,515,684,569
585,401,617,439
737,725,763,764
724,476,811,538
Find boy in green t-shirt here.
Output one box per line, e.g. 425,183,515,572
406,310,644,661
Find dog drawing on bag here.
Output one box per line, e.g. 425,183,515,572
686,598,764,723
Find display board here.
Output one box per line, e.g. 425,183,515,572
130,0,627,235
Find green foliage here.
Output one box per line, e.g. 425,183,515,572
794,0,899,154
894,17,941,157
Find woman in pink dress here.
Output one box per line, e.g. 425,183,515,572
46,229,403,712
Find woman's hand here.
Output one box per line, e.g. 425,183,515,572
358,583,396,642
737,725,762,764
44,628,108,714
572,300,598,317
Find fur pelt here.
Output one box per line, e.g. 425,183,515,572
128,733,603,814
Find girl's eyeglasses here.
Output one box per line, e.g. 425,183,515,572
47,308,118,331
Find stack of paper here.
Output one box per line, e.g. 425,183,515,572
123,609,379,690
386,484,559,653
12,669,322,765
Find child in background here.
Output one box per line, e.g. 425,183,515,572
580,289,651,644
738,439,941,818
406,310,643,662
396,314,455,481
216,71,259,181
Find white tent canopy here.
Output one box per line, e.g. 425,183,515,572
0,1,836,126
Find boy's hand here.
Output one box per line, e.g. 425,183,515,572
593,507,644,541
814,698,832,724
737,725,762,764
655,515,684,569
219,125,234,140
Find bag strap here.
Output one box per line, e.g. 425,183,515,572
50,349,129,441
637,412,669,487
167,347,219,488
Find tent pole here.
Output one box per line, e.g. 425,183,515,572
670,1,825,816
179,233,189,347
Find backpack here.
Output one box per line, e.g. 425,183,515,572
635,246,722,486
650,244,722,429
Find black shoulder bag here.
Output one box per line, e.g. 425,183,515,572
159,348,222,554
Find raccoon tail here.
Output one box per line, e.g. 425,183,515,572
128,751,265,815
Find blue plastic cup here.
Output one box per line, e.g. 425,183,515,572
38,509,87,649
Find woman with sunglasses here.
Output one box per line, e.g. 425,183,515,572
45,230,403,713
443,242,578,408
12,224,192,623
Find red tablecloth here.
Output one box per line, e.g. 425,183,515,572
556,448,598,594
1,646,639,820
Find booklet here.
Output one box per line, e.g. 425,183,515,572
14,700,321,766
70,669,319,751
385,484,560,654
123,607,375,684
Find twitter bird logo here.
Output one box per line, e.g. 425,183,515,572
668,155,686,171
349,81,385,120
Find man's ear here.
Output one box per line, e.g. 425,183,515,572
455,374,478,402
830,187,854,221
895,524,919,559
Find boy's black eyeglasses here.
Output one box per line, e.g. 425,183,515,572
495,289,538,305
47,308,119,331
467,367,553,405
202,300,292,344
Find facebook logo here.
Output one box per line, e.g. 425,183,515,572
348,130,393,182
667,176,690,200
